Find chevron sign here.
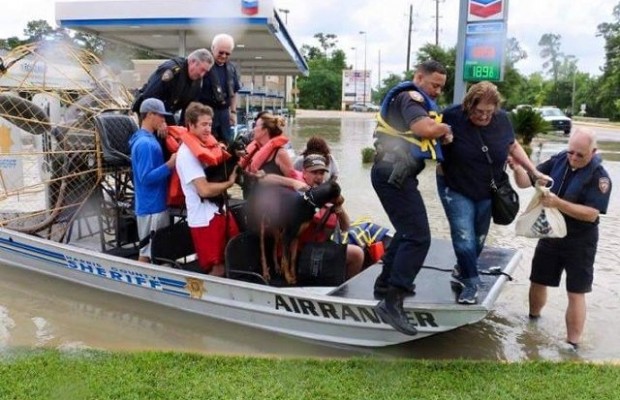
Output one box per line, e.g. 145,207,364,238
468,0,504,21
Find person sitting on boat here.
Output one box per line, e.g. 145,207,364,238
437,81,550,305
131,49,214,125
257,154,364,280
238,112,295,198
176,102,239,276
129,98,177,263
293,136,340,182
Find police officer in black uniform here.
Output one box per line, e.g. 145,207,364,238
371,60,453,335
132,48,214,125
198,33,241,144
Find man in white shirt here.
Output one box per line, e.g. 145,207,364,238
176,102,238,276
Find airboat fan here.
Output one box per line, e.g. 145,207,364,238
0,40,136,247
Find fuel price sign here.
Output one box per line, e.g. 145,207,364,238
463,21,505,82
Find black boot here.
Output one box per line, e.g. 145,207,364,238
374,286,418,335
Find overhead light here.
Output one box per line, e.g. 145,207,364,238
130,25,141,29
237,44,245,48
255,56,263,60
152,34,163,38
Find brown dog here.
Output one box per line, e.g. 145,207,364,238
252,181,341,284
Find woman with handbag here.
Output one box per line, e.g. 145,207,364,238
437,81,551,304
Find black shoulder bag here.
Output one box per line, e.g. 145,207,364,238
476,131,520,225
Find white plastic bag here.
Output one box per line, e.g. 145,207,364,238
515,184,567,239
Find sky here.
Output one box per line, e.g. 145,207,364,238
0,0,614,83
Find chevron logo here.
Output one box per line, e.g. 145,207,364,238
470,0,503,19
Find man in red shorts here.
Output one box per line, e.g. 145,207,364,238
176,102,239,275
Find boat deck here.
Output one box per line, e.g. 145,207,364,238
329,238,517,305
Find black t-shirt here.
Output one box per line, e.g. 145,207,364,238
440,105,515,201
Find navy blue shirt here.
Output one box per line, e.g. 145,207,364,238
199,62,241,109
538,152,611,236
440,105,515,201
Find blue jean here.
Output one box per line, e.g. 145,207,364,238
371,160,430,292
436,174,492,283
213,108,233,144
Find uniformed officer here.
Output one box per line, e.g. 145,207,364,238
371,60,453,335
512,128,612,350
132,48,214,125
198,33,241,144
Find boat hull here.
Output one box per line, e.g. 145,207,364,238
0,228,520,347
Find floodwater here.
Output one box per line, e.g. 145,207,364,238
1,115,619,361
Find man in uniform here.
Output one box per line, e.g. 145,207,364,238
132,48,214,125
198,33,241,144
371,60,453,335
512,128,612,350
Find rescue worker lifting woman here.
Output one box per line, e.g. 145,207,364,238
371,60,453,335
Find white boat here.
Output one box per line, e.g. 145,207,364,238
0,226,519,347
0,41,520,347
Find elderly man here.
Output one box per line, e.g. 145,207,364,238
132,48,214,124
512,128,612,350
198,33,241,144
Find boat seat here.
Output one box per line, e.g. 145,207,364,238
150,220,197,269
224,231,268,285
94,113,137,167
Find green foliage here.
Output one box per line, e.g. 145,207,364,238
509,108,550,145
2,350,620,400
415,44,456,106
361,147,376,163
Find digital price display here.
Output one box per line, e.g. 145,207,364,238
463,22,505,82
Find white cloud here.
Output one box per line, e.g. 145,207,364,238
0,0,613,80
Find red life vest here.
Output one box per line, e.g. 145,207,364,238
165,126,231,207
239,135,289,174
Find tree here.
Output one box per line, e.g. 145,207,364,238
297,33,347,110
414,44,456,106
374,72,404,105
595,2,620,120
23,20,55,42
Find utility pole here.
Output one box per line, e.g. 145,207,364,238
406,4,413,72
378,49,381,94
435,0,440,46
351,47,357,103
359,31,367,105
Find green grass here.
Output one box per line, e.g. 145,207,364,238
1,350,619,399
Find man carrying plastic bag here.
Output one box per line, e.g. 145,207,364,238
515,181,567,239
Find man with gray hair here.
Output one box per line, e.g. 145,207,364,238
512,128,612,350
132,48,214,124
198,33,241,144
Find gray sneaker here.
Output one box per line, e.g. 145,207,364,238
457,285,478,305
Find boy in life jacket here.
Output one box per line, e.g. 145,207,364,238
175,102,239,276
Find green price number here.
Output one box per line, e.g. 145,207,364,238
464,63,500,81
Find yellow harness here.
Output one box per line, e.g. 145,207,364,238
375,112,443,160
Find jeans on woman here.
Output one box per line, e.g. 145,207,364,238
436,174,492,285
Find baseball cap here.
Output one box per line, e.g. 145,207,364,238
139,98,173,116
303,154,329,172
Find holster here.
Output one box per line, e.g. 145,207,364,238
375,142,418,189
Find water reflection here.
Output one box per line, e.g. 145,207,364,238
1,116,618,361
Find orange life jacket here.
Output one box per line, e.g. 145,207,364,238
165,126,231,207
239,135,289,174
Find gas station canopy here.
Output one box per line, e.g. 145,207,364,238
55,0,309,76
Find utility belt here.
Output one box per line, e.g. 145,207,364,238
374,139,421,188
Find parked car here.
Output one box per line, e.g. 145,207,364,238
350,103,380,112
536,106,572,135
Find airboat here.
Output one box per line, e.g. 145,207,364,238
0,41,520,347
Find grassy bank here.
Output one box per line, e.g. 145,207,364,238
1,350,619,399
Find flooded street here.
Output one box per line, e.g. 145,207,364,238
1,113,619,361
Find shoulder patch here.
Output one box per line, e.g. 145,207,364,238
408,90,424,103
598,177,611,194
161,69,175,82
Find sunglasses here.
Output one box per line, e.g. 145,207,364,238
567,150,587,159
218,51,231,56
